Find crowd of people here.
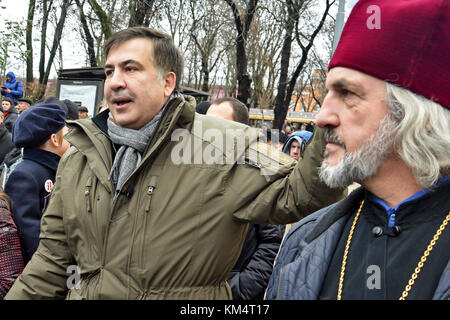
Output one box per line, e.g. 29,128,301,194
0,0,448,301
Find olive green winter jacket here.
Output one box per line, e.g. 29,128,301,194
6,95,344,300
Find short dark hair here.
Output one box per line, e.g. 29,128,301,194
2,97,13,107
196,101,211,115
104,27,184,91
211,97,249,125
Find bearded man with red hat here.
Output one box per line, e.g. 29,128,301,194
266,0,450,300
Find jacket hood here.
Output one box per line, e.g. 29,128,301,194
6,72,16,83
282,130,313,154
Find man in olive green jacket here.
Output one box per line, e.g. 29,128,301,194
6,27,343,300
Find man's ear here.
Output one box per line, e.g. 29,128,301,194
163,72,177,97
49,133,60,147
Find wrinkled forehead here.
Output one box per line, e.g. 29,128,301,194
326,67,388,98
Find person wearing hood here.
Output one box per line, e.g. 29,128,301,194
1,72,23,105
282,130,313,161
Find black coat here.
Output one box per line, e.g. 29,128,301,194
0,124,14,164
4,148,60,262
227,223,284,300
3,108,18,133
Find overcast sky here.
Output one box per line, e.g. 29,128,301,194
0,0,86,79
0,0,359,80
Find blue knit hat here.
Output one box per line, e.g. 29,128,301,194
12,103,66,148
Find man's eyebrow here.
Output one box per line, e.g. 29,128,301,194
104,59,143,69
329,79,365,95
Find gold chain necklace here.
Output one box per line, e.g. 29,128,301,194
337,199,450,300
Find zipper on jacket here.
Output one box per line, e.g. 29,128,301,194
85,176,93,213
144,176,158,212
137,176,158,270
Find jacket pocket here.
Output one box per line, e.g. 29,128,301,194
83,175,100,265
144,176,158,212
138,176,158,269
65,268,101,300
42,192,52,213
84,176,93,213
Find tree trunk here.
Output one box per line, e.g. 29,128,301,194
75,0,97,67
39,1,71,99
224,0,259,107
88,0,112,40
39,0,52,84
26,0,36,84
201,58,209,93
273,0,334,130
273,1,297,130
284,0,333,110
128,0,156,27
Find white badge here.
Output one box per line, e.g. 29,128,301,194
44,179,54,193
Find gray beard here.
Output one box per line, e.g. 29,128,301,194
319,114,398,188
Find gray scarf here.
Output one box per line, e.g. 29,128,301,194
107,109,164,196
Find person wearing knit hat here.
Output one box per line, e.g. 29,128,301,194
63,99,80,120
267,0,450,300
4,103,71,262
36,96,79,120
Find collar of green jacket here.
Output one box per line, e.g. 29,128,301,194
66,94,195,150
64,94,196,190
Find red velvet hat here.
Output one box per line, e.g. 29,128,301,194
329,0,449,109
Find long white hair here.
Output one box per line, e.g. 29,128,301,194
387,83,450,187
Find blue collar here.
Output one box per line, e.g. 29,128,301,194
369,175,449,228
23,148,61,172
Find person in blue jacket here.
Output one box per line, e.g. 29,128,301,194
282,130,312,161
4,101,70,262
1,72,23,105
